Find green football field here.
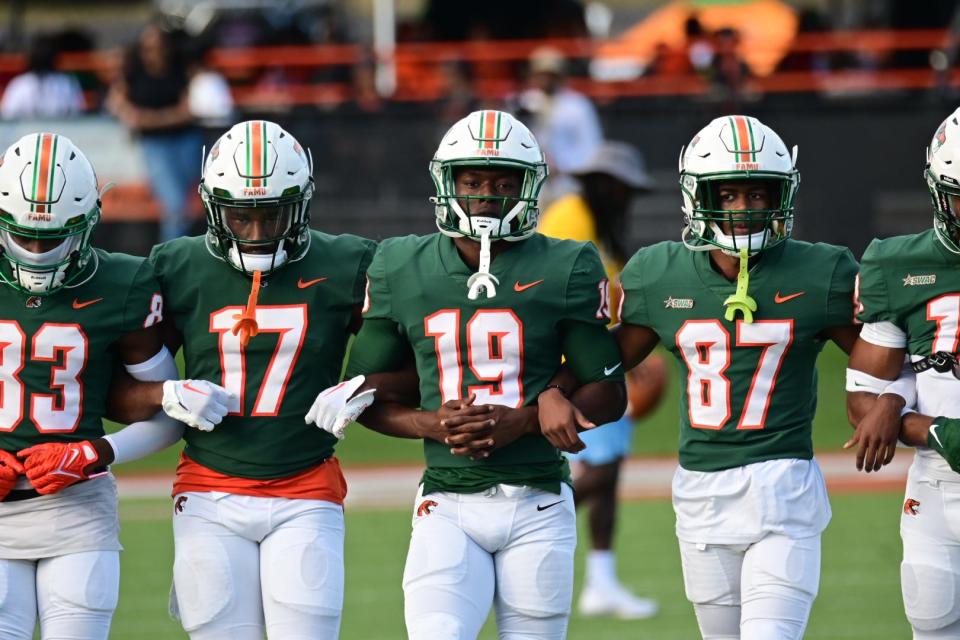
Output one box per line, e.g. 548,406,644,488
113,491,909,639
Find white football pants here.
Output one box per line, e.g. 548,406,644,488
679,533,821,640
900,466,960,639
403,483,576,640
0,550,119,640
170,491,344,640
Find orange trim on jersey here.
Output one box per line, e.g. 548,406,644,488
172,452,347,503
733,116,752,163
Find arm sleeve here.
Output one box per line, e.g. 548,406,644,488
361,243,392,320
351,239,377,307
825,248,859,327
860,321,908,349
618,250,649,326
856,240,896,325
560,320,625,384
122,257,163,332
563,244,610,325
345,318,411,377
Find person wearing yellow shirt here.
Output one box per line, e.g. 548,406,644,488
539,140,660,619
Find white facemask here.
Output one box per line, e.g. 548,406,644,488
709,223,769,257
1,232,78,292
227,244,288,273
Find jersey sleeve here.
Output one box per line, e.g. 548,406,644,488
361,242,393,320
825,247,859,327
352,238,377,307
560,320,625,384
855,239,896,325
345,317,411,377
618,250,649,327
563,244,609,326
121,257,163,333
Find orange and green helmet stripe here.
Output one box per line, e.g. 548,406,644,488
245,120,268,188
728,115,757,163
477,110,503,150
30,133,59,213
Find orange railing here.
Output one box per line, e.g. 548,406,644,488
0,28,955,109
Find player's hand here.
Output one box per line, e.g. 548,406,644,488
162,379,235,432
305,375,376,440
17,441,107,495
0,450,25,500
447,404,536,459
537,388,593,454
437,394,497,457
844,394,902,472
927,417,960,474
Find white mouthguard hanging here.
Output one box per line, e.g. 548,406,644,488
466,232,499,299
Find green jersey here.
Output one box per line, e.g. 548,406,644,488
360,232,621,494
857,229,960,355
620,239,858,472
0,250,162,452
150,231,375,479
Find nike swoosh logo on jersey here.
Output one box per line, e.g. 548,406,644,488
537,500,564,512
297,277,328,289
514,279,544,292
930,424,944,449
72,297,103,309
604,362,622,376
774,291,806,304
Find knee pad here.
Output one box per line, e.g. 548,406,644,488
692,603,741,640
41,551,119,614
172,534,235,631
406,612,467,640
902,561,960,632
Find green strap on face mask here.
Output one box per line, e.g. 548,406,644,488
723,247,757,323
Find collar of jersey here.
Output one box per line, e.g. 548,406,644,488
435,233,527,282
691,238,786,300
928,227,960,264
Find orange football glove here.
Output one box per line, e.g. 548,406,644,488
0,450,25,500
17,441,106,495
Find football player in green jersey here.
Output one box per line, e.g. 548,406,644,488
132,120,375,639
583,116,858,640
845,108,960,639
0,133,230,640
316,110,626,640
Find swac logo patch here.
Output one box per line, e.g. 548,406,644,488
903,498,920,516
416,499,438,517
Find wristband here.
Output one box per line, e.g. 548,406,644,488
539,384,568,399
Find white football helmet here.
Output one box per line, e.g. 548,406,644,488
679,115,799,256
430,110,548,242
0,133,101,295
926,108,960,254
200,120,314,274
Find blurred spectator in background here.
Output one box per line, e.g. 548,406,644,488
108,24,202,241
514,46,602,205
1,33,84,119
685,15,715,75
185,40,234,130
539,141,663,620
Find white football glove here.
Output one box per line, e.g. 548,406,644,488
161,379,235,432
305,375,376,440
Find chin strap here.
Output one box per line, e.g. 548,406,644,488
723,248,757,323
466,232,499,300
232,269,262,347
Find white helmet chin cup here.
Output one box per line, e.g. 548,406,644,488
227,245,288,274
708,223,770,256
